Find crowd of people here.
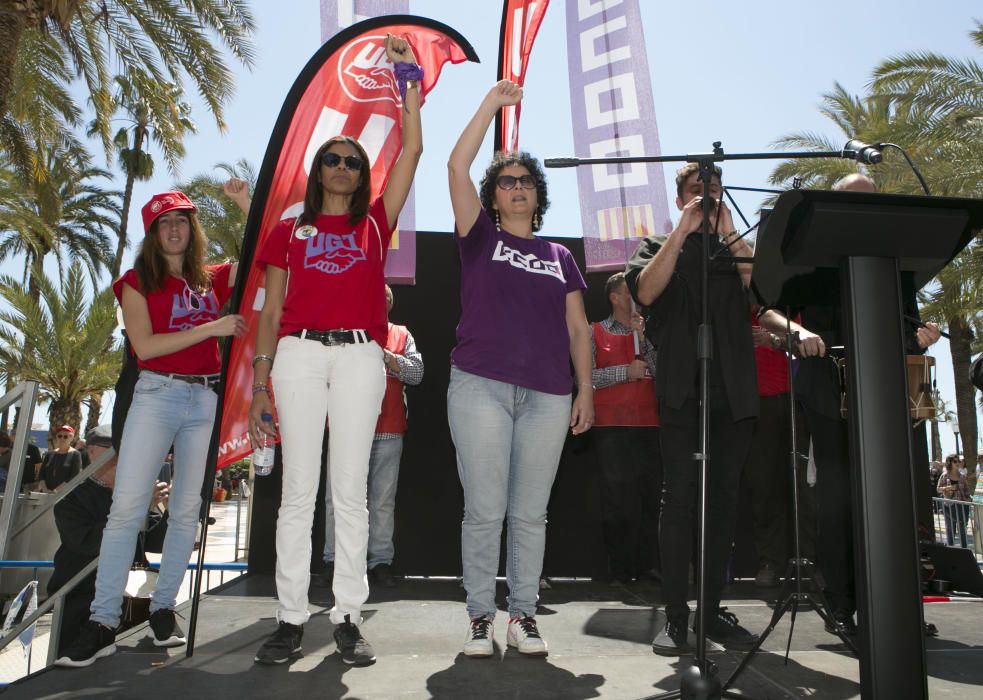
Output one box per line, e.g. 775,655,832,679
0,42,957,676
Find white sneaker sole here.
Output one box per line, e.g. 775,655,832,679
153,634,187,648
506,639,548,656
463,644,494,658
254,646,302,664
54,643,116,668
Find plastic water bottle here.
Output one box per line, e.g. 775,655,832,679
252,413,276,476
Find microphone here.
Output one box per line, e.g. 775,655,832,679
543,158,580,168
842,139,883,164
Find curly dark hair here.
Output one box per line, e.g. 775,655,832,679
478,151,550,232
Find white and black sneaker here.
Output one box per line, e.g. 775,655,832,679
54,620,117,668
255,622,304,665
334,614,376,666
149,609,187,648
463,616,494,657
506,616,547,656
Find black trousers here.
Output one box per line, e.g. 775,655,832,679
743,395,818,568
659,394,754,621
593,426,662,579
804,407,855,614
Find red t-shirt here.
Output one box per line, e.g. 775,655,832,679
753,322,791,397
112,264,233,375
255,197,395,347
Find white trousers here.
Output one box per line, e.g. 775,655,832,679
271,335,385,625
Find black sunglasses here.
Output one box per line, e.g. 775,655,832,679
320,152,364,172
496,174,536,191
56,434,71,439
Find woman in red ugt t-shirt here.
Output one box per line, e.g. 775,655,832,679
249,34,423,667
57,191,245,668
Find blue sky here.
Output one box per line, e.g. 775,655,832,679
18,1,983,447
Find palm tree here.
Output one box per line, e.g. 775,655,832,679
1,26,82,183
0,1,255,155
871,21,982,129
0,140,119,298
869,22,983,491
768,83,982,490
0,262,120,438
103,72,196,279
177,159,256,263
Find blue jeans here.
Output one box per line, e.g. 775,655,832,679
90,372,217,627
447,367,570,619
324,436,404,568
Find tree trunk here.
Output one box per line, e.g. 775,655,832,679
85,392,102,433
0,6,27,120
948,315,978,494
930,419,941,463
47,397,82,446
111,127,145,279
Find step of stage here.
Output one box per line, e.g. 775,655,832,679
5,577,982,699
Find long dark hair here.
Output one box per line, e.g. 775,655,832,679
301,136,372,226
478,150,550,232
134,211,211,293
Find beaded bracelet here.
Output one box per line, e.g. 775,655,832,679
252,384,270,395
252,354,274,367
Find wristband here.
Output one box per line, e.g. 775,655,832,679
394,62,424,103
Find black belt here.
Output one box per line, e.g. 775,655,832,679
143,369,222,390
289,329,370,346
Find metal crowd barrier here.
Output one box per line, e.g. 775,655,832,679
0,561,248,668
932,496,982,559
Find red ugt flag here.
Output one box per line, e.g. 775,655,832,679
496,0,551,152
216,16,478,468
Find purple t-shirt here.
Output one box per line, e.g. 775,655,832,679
451,209,587,395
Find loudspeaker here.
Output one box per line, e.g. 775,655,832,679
922,542,983,596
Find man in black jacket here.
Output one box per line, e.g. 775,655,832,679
48,426,168,654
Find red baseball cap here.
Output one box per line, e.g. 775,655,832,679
141,191,197,234
56,425,75,435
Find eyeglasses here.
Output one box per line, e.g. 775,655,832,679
320,152,364,172
55,434,71,440
496,174,536,191
182,281,204,311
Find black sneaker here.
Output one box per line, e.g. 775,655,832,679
254,622,303,664
334,614,376,666
369,563,398,588
825,609,858,637
54,620,116,668
149,609,186,648
705,608,759,651
652,617,690,656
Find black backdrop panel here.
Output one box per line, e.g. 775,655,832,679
247,231,760,577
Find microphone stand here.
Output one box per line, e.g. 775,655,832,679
546,142,860,700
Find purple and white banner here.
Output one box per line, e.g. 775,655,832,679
565,0,672,272
321,0,417,283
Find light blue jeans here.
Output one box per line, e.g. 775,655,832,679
447,367,570,619
90,372,217,627
324,436,404,568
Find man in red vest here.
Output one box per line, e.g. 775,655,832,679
321,285,424,587
590,272,661,584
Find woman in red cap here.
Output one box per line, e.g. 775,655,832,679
38,425,83,492
248,34,421,667
56,191,246,668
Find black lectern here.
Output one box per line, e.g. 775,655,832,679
753,190,983,699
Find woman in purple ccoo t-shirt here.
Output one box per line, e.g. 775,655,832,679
446,80,595,659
